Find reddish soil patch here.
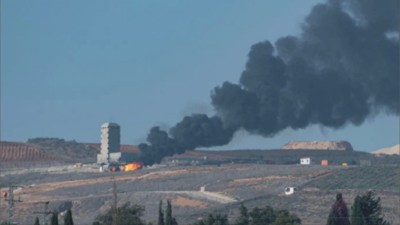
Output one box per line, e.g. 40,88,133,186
172,195,208,208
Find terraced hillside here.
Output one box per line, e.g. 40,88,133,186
305,165,400,190
27,138,98,163
0,138,99,166
0,141,55,161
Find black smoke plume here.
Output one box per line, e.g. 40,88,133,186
139,0,399,165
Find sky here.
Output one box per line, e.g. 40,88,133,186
1,0,399,152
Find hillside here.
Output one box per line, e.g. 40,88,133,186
372,144,400,155
27,138,98,163
169,149,399,166
1,164,398,225
305,165,400,190
0,141,55,161
2,138,399,167
282,140,353,151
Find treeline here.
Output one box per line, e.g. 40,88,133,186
92,200,302,225
327,191,390,225
0,191,390,225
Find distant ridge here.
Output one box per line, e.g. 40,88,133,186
282,141,353,151
372,144,400,155
0,140,139,164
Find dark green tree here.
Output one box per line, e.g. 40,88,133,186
34,217,40,225
95,202,146,225
0,222,12,225
164,200,178,225
92,222,101,225
165,200,172,225
158,200,165,225
271,210,301,225
235,203,249,225
249,206,275,225
351,196,366,225
193,214,229,225
51,212,59,225
350,191,390,225
64,209,74,225
327,193,350,225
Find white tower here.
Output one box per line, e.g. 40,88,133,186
97,122,121,163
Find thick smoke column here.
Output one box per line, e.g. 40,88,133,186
213,0,399,136
138,115,234,165
139,0,399,165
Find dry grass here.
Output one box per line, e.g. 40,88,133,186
172,195,208,208
230,175,292,184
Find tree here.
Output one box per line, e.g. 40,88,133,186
326,193,350,225
64,209,74,225
351,196,366,225
164,200,177,225
0,222,12,225
235,203,249,225
249,206,275,225
158,200,165,225
51,212,59,225
165,200,172,225
193,214,229,225
350,191,390,225
271,210,301,225
95,202,146,225
34,216,40,225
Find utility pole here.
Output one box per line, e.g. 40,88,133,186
4,185,23,223
33,201,52,225
112,177,118,225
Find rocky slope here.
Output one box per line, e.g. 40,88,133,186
282,141,353,151
372,144,400,155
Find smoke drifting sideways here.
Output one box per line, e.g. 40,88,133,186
138,0,399,165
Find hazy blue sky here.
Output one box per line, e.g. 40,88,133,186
1,0,399,152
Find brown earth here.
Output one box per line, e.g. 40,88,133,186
172,196,208,208
230,175,292,184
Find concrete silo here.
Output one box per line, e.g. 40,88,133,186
97,122,121,163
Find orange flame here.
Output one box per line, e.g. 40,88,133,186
122,162,143,172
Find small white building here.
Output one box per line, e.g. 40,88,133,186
300,157,311,165
285,187,298,195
